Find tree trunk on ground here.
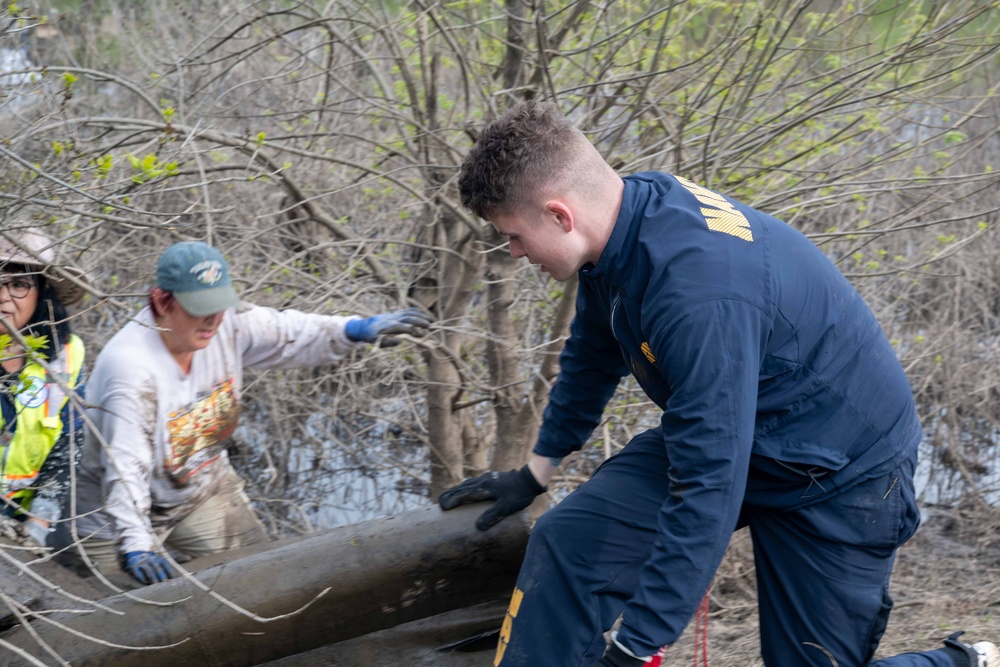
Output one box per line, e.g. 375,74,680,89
1,504,530,667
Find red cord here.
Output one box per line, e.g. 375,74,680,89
693,591,710,667
652,590,710,667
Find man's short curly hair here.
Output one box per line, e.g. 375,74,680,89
458,101,582,220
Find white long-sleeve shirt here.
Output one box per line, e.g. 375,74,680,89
74,303,359,554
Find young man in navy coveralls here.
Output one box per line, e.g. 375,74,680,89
439,101,997,667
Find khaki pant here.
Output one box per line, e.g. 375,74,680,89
61,472,268,577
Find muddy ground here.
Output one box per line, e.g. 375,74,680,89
689,505,1000,666
263,505,1000,666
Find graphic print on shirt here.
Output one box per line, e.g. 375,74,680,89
674,175,753,242
166,378,239,484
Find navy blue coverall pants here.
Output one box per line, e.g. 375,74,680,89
497,429,958,667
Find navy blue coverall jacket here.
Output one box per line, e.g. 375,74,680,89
532,172,922,654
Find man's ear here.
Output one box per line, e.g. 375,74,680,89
544,200,574,233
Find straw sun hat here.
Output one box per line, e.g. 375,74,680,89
0,228,89,306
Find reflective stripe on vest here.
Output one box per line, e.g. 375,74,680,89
0,335,85,508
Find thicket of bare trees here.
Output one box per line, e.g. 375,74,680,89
1,0,999,657
2,0,998,520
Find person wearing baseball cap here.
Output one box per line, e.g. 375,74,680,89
0,228,89,549
64,240,432,586
154,241,241,317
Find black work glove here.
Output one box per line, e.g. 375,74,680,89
438,464,545,531
586,641,651,667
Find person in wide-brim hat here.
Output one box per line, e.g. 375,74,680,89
0,228,89,306
0,226,88,549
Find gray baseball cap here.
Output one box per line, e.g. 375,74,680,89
156,241,241,316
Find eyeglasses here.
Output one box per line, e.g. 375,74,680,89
0,276,36,299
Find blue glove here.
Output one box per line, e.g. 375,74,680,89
345,307,432,344
122,550,176,585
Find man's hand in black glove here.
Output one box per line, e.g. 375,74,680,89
586,640,658,667
438,464,545,531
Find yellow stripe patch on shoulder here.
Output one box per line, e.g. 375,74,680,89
675,175,753,242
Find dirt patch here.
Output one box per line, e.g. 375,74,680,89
691,504,1000,666
871,506,1000,659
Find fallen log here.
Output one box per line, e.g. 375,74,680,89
1,503,529,666
0,538,110,632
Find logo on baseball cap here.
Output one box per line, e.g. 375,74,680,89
156,241,241,316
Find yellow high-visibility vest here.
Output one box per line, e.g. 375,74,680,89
0,334,85,510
